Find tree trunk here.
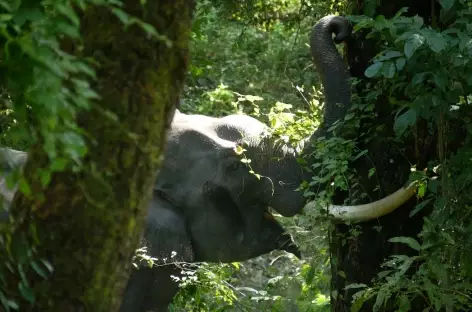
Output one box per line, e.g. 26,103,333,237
2,1,194,311
330,1,437,311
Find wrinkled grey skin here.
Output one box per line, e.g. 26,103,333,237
155,15,352,256
0,150,299,312
0,15,351,312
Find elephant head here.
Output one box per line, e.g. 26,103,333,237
0,15,416,279
235,15,417,222
0,147,300,312
155,15,417,262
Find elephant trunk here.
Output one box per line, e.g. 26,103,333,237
308,15,352,141
262,16,418,221
261,16,353,218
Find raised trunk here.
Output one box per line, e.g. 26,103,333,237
308,16,352,140
261,16,353,218
0,1,194,311
262,15,417,223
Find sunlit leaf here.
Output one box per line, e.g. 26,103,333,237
404,34,425,58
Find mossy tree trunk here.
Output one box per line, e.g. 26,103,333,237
4,1,194,311
330,1,438,311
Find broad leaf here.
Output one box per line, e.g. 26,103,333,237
404,34,425,58
365,62,383,77
394,108,417,136
389,236,422,251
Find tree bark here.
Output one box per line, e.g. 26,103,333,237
3,1,194,311
330,1,437,311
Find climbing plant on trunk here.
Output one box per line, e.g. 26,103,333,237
0,0,194,311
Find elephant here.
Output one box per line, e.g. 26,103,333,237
153,14,417,260
0,148,300,311
0,15,417,312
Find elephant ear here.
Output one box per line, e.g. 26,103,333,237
142,192,194,262
120,193,194,312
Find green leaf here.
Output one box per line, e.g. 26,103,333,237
10,233,29,265
380,62,396,78
351,289,373,312
39,169,51,187
427,179,440,193
398,294,411,311
55,3,80,26
394,108,417,136
353,149,368,161
231,262,240,269
7,300,18,310
0,290,11,312
386,62,396,78
137,21,158,37
368,167,376,178
18,177,32,197
373,287,388,311
56,20,81,39
427,33,446,53
50,158,68,172
404,34,425,58
0,1,13,11
345,283,368,290
412,72,427,85
378,50,402,61
395,57,406,71
18,281,35,303
0,13,13,22
248,170,260,179
433,74,447,91
40,259,54,273
439,0,455,10
12,8,44,27
409,198,432,217
393,7,409,19
365,62,383,78
111,7,129,25
30,261,48,279
417,183,427,197
388,236,422,251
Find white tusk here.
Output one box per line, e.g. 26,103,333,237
303,181,419,223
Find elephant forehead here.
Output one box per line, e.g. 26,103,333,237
216,114,268,140
168,126,236,150
164,126,239,170
155,126,239,191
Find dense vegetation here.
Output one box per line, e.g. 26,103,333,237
173,0,472,311
0,0,471,311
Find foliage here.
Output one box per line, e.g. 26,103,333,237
1,0,470,310
171,1,361,310
172,0,472,311
0,0,95,309
344,2,472,311
0,0,165,310
183,0,340,117
199,0,342,30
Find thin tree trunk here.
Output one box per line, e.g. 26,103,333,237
3,1,194,311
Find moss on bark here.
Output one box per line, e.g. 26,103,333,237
4,1,194,311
